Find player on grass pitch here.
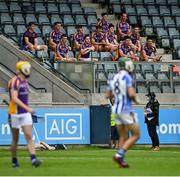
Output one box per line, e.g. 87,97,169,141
106,57,140,168
8,60,41,168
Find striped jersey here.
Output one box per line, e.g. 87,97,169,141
108,70,133,114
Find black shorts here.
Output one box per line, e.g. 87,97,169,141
111,126,119,140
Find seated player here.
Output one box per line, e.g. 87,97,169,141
48,22,64,51
55,34,76,61
97,13,109,33
91,25,106,52
130,25,141,53
117,13,131,40
104,23,119,53
78,35,95,61
141,36,162,62
118,36,139,61
22,22,47,52
73,25,85,51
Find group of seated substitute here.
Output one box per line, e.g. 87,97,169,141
21,12,162,63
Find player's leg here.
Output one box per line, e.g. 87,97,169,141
22,125,41,167
113,124,130,168
21,113,41,167
122,123,140,150
11,128,20,168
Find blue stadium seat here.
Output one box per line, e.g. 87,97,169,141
13,13,25,24
50,15,62,25
135,71,145,80
140,16,152,27
47,3,59,13
152,16,164,27
136,5,148,15
147,5,159,15
26,14,37,24
87,15,97,26
149,81,161,93
159,6,171,16
42,25,52,37
75,15,87,25
35,3,46,13
95,69,107,80
157,71,169,80
38,14,50,25
168,28,180,39
112,4,121,14
164,17,176,28
161,82,172,93
0,2,8,12
3,25,16,36
136,81,148,93
59,4,71,14
100,52,113,61
124,5,136,15
145,71,157,80
9,2,21,12
16,24,26,36
171,6,180,17
71,4,83,14
1,13,12,24
63,15,74,25
175,17,180,28
67,25,76,37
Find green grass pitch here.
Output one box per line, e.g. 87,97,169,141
0,146,180,176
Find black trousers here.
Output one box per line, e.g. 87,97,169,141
147,125,159,147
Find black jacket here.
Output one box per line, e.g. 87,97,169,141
144,98,160,126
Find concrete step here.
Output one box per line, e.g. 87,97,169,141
81,2,99,8
161,54,173,61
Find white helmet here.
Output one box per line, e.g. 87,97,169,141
16,61,31,77
118,57,134,73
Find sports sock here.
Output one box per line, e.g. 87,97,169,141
117,148,126,158
12,157,18,164
31,154,37,164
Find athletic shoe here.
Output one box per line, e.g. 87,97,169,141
113,155,129,168
12,163,20,168
32,159,42,168
153,146,160,151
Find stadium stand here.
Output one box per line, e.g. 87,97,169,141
0,0,180,96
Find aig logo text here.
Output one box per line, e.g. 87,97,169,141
45,113,82,140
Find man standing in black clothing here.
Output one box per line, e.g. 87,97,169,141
144,92,160,151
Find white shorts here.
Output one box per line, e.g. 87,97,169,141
11,112,33,129
115,112,139,125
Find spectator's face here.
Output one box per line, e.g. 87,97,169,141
96,27,102,33
134,27,140,34
62,37,67,43
29,24,36,31
147,39,153,46
109,26,114,33
55,24,61,31
125,38,131,45
78,27,84,33
85,36,90,44
121,14,127,21
103,15,108,21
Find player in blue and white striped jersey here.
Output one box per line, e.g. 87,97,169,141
106,57,140,168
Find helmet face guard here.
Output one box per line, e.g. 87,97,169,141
16,61,31,77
